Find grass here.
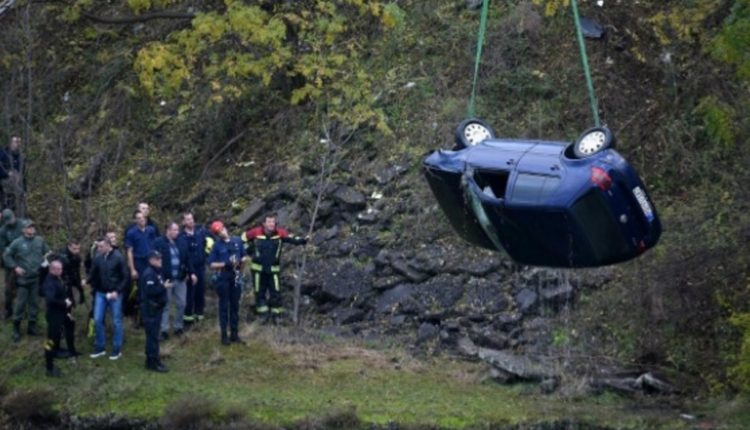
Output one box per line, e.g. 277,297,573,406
0,300,696,429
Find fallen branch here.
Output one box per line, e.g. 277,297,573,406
81,10,194,24
199,129,249,182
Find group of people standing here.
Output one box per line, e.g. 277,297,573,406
1,197,309,376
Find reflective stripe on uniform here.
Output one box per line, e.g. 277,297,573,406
271,307,284,314
256,305,269,313
205,236,215,255
273,274,280,291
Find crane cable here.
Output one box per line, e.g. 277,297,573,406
466,0,601,127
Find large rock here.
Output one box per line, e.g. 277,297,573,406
458,337,555,383
373,275,404,291
372,164,406,185
515,288,538,314
332,186,366,211
411,246,446,275
411,274,466,318
444,252,502,277
539,282,575,311
232,198,265,227
591,372,676,395
329,306,366,325
391,258,429,283
417,322,439,344
319,262,372,302
462,277,510,314
376,284,415,314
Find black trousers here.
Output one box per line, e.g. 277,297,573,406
45,310,75,370
254,271,282,315
143,314,161,364
216,275,240,335
184,268,206,320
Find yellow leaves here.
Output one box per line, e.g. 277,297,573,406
193,12,229,42
531,0,569,17
134,43,190,97
646,0,722,45
127,0,178,14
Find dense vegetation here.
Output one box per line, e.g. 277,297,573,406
1,0,750,425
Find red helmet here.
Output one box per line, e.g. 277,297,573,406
210,220,225,235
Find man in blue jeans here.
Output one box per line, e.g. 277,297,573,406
86,236,129,360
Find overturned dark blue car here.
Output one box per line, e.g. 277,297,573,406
423,119,661,268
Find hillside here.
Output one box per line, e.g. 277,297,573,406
1,0,750,428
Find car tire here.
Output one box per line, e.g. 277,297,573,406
454,118,495,149
573,126,615,158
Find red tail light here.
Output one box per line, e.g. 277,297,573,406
591,167,612,191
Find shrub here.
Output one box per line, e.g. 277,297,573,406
0,388,59,426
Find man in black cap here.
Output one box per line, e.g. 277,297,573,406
139,250,171,372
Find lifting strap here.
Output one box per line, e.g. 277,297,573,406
571,0,601,126
466,0,601,126
467,0,490,118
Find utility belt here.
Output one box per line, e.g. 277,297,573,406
250,263,279,273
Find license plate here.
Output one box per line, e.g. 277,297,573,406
632,186,654,222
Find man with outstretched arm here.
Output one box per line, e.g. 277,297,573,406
243,214,307,325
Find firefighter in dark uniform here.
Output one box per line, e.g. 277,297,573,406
242,214,307,324
43,259,78,377
140,250,170,372
208,220,245,345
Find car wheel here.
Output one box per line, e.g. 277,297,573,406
454,118,495,149
573,126,615,158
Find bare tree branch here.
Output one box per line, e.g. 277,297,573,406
80,10,194,25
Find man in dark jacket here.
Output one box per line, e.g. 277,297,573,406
208,220,245,345
140,250,170,372
3,219,49,341
243,214,307,324
58,239,85,306
87,237,128,360
43,259,78,377
152,222,194,339
179,212,208,327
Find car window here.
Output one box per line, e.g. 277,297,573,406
570,191,630,261
512,173,561,203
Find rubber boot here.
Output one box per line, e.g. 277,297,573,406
65,322,80,357
45,350,61,377
12,321,21,342
230,331,243,344
27,321,40,336
260,313,270,325
221,331,230,345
